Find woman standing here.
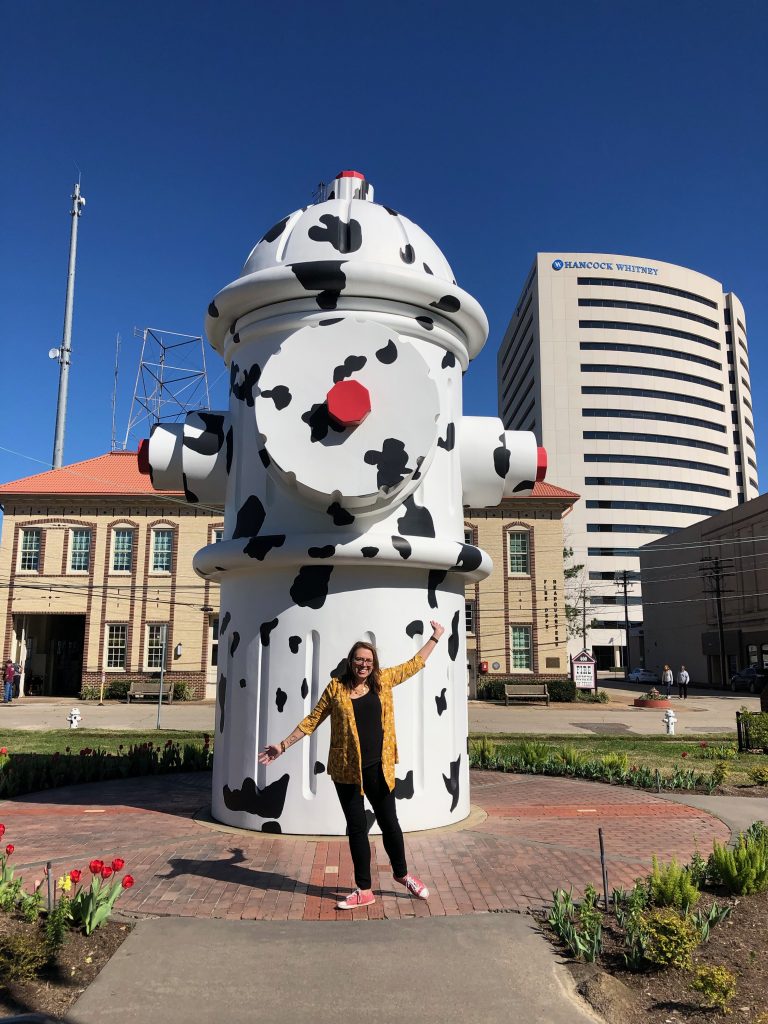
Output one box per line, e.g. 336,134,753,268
661,664,673,698
258,621,445,910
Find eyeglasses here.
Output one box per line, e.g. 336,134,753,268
353,658,373,666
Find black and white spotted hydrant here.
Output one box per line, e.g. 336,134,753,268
663,708,677,735
67,707,82,730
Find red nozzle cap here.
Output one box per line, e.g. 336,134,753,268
137,439,151,475
327,380,371,427
336,170,365,179
536,446,547,482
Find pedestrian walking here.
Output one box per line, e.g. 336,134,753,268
3,660,14,704
661,664,673,698
677,665,690,700
259,622,445,910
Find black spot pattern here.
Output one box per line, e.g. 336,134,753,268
289,261,347,310
375,340,397,364
400,244,415,264
330,658,347,680
223,774,290,818
423,263,433,275
258,449,271,468
244,535,286,560
302,402,346,442
308,214,362,254
261,386,292,410
448,609,460,662
493,435,511,479
260,215,289,243
301,678,309,699
308,544,335,558
437,422,456,452
394,771,414,799
430,295,461,313
275,688,287,713
220,611,231,635
233,495,266,539
289,636,302,654
183,413,225,456
435,688,448,715
327,502,355,526
416,316,434,331
364,438,411,490
512,479,535,493
361,546,379,558
332,354,367,383
232,332,240,344
443,755,461,812
392,535,412,559
225,427,233,474
313,761,326,775
441,351,456,369
208,301,219,318
182,473,199,504
427,570,447,609
384,206,399,216
397,495,435,538
406,620,424,639
411,455,424,481
319,317,343,326
239,678,246,688
230,631,240,656
452,544,483,573
218,673,226,734
230,362,261,407
289,566,333,609
262,822,282,834
260,618,279,645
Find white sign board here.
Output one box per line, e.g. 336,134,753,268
571,650,596,690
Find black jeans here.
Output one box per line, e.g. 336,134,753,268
334,762,407,889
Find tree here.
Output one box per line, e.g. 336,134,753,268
563,545,597,644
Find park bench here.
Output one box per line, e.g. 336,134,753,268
127,679,174,703
504,682,549,707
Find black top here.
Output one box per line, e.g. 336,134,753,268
351,688,384,768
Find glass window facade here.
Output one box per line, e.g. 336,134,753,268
577,297,719,329
20,529,41,571
582,407,726,433
508,531,530,574
581,363,722,392
582,386,723,412
70,529,91,572
585,476,731,498
106,625,127,669
112,529,133,572
146,624,166,669
510,625,532,670
583,430,727,455
579,341,719,370
152,529,173,572
579,320,720,351
577,276,718,309
584,453,729,476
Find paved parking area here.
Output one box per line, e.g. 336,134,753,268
2,770,730,921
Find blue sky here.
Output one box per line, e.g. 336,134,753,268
1,0,766,488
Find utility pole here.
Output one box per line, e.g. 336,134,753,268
615,569,632,677
700,556,729,689
51,181,86,468
581,591,587,649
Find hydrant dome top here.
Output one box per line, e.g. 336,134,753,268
205,171,489,360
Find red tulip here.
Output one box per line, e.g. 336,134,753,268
0,747,7,755
681,751,688,758
101,865,113,879
0,824,5,838
122,874,135,889
89,859,104,874
111,857,125,871
5,844,14,856
70,869,82,883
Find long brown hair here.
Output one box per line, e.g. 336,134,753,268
341,641,381,693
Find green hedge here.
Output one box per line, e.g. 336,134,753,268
79,679,192,702
476,676,575,702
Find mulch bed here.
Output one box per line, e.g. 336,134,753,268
0,913,131,1020
547,890,768,1023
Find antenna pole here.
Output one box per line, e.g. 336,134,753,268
111,332,121,451
52,182,86,468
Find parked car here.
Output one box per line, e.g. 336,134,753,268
627,667,660,685
729,666,767,693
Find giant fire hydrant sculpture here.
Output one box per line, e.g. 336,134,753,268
140,171,546,834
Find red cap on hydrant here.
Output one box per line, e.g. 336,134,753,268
137,439,151,475
327,380,371,427
536,446,547,482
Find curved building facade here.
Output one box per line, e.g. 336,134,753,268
498,253,758,668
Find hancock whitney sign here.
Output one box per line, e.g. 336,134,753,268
551,258,659,276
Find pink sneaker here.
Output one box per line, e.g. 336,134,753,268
394,873,430,900
336,888,376,910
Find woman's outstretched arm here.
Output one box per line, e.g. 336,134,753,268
258,683,332,765
258,725,306,765
416,620,445,662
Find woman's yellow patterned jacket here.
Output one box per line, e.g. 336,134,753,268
297,655,425,793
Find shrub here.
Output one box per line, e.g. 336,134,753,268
748,765,768,786
475,679,505,701
601,752,629,773
708,760,730,789
547,678,577,702
0,932,50,982
45,894,72,951
555,745,585,770
107,678,131,701
470,737,495,768
641,907,699,970
575,689,609,703
518,740,551,768
697,743,737,760
740,710,768,752
708,829,768,894
172,681,192,701
691,965,737,1011
78,685,101,701
648,855,700,912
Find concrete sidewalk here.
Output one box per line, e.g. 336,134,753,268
69,915,599,1024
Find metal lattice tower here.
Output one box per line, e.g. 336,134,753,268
121,327,211,450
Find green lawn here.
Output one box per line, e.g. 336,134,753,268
0,730,209,756
469,733,765,787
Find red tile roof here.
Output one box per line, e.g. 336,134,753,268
0,452,182,497
529,481,580,500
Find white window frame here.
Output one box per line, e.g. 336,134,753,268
465,600,475,634
146,624,166,670
210,615,219,668
508,530,530,575
510,624,532,672
464,527,473,545
105,624,127,670
69,528,91,573
214,528,224,544
111,528,134,573
151,528,173,573
19,529,41,571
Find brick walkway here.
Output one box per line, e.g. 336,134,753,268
1,772,730,920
